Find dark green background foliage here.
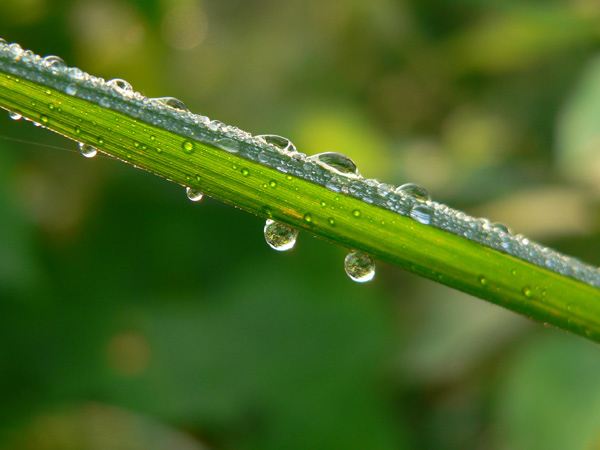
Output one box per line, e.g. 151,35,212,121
1,0,600,449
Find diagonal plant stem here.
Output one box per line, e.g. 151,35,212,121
0,41,599,341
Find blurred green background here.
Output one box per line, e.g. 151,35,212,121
1,0,600,449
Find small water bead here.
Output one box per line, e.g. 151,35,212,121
66,67,85,80
99,97,111,108
107,78,133,95
303,213,313,223
309,152,361,178
410,205,432,225
478,275,488,287
8,43,23,57
353,209,361,218
269,180,277,188
155,97,188,111
492,222,511,234
40,115,49,124
396,183,430,202
264,220,298,251
182,140,194,154
241,168,250,177
8,111,21,120
522,286,533,298
79,143,98,158
65,83,77,96
328,218,336,226
216,138,240,153
41,55,65,73
256,135,297,154
344,250,375,283
185,187,203,202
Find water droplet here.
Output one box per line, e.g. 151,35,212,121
65,83,77,96
522,286,533,298
42,55,65,73
256,135,297,153
303,213,313,223
155,97,188,111
352,209,361,217
107,78,133,95
8,43,23,57
492,222,511,234
395,183,430,202
328,218,336,226
241,168,250,177
185,187,203,201
264,220,298,251
97,136,104,145
79,143,98,158
478,275,488,287
269,180,277,188
182,140,194,154
40,114,49,124
410,205,432,225
310,152,360,178
344,250,375,282
99,97,110,108
8,111,21,120
215,138,240,153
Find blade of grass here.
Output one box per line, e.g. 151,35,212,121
0,41,598,341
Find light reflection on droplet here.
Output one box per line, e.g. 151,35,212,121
79,142,98,158
309,152,361,178
344,250,375,282
185,187,203,201
264,219,298,251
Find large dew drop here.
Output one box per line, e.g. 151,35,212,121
8,111,21,120
410,205,432,225
264,219,298,251
310,152,361,178
107,78,134,95
185,187,203,201
79,143,98,158
41,55,66,73
344,250,375,282
256,135,297,153
396,183,430,202
154,97,188,111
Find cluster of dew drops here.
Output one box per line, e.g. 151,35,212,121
6,87,442,284
0,43,501,284
183,132,434,284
